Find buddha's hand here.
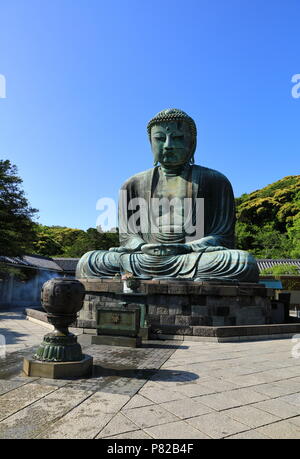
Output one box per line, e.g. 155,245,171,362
202,245,228,252
141,243,192,256
109,246,135,253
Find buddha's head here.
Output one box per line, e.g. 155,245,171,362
147,108,197,169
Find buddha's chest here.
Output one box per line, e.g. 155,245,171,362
151,175,189,223
153,175,188,201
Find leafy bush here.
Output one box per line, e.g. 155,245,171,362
260,264,299,276
235,175,300,258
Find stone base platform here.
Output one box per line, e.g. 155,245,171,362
76,278,275,338
23,354,93,379
149,323,300,342
24,308,300,343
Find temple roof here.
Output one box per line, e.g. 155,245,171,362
52,258,79,272
257,259,300,273
0,255,63,272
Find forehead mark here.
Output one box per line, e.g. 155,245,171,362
152,123,184,134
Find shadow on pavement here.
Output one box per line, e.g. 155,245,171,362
91,365,199,382
0,328,29,345
142,341,189,350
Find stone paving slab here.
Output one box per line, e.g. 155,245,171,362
0,379,33,396
249,381,300,398
0,387,94,438
96,412,140,438
159,398,213,419
253,398,300,419
123,405,178,429
226,429,271,439
0,312,52,353
104,429,151,439
144,420,210,439
139,383,188,404
185,412,249,439
286,415,300,427
170,382,216,397
0,382,58,422
256,420,300,439
224,405,280,428
279,393,300,407
37,392,131,439
192,388,268,411
121,394,154,410
2,310,300,438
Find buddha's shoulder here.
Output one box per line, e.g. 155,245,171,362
120,168,154,189
194,165,232,185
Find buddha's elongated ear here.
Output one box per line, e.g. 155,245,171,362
153,160,158,166
188,135,196,165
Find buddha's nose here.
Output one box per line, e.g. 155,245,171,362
164,136,174,150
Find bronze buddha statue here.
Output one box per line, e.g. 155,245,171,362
76,108,259,282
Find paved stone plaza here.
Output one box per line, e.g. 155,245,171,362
1,311,300,439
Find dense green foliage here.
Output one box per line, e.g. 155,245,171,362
0,160,38,256
235,175,300,258
31,225,119,257
260,265,299,276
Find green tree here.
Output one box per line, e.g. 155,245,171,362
63,228,119,257
32,225,86,257
287,214,300,258
0,160,38,256
32,225,119,258
235,175,300,258
251,223,292,258
32,224,64,256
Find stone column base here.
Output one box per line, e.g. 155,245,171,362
23,355,93,379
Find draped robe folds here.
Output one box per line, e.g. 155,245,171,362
76,165,259,282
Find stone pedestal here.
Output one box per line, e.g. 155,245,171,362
23,278,93,379
77,279,273,338
23,355,93,379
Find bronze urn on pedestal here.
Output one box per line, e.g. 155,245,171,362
34,278,85,362
23,277,93,379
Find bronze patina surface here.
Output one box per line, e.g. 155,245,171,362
34,278,85,362
77,108,259,283
24,278,93,379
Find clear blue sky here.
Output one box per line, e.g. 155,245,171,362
0,0,299,230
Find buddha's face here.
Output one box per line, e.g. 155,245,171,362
150,121,193,168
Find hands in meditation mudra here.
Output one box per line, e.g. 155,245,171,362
76,109,259,282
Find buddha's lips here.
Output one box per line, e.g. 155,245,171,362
162,157,180,163
162,152,184,162
163,154,176,159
